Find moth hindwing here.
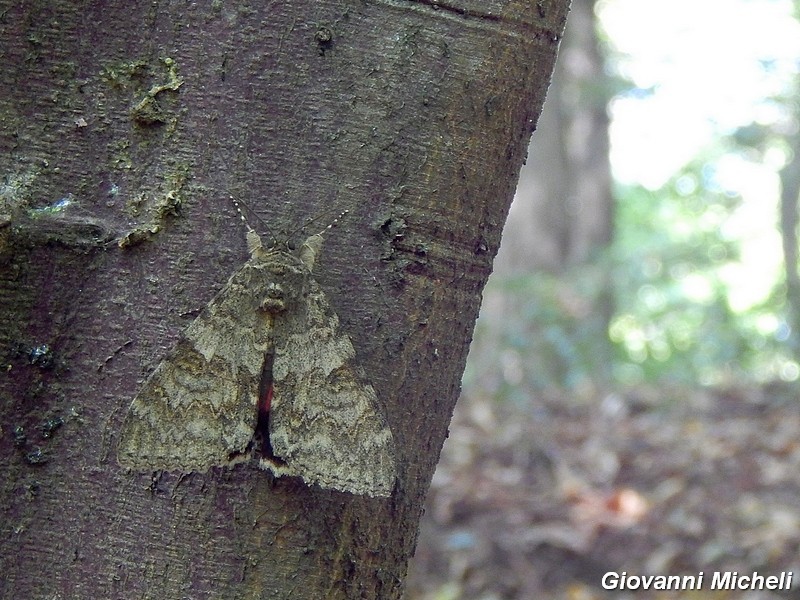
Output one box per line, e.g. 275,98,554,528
117,224,397,497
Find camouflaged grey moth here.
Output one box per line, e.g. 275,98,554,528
117,222,397,497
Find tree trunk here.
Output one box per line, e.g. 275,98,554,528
779,127,800,358
0,1,568,598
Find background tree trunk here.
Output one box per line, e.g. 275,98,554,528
0,1,568,598
779,123,800,359
487,0,615,386
494,0,612,274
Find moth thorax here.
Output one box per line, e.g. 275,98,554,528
260,283,288,314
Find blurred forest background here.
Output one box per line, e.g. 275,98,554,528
406,0,800,598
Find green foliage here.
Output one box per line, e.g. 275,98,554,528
471,153,796,395
610,157,794,385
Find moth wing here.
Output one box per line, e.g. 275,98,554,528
118,261,273,472
265,282,396,497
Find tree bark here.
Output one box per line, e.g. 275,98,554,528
0,1,568,598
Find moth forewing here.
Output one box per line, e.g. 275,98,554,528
117,244,278,472
262,277,397,497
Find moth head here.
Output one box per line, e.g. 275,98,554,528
258,259,309,314
260,282,286,313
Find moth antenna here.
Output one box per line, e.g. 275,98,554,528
230,196,254,234
284,208,349,243
294,211,348,271
313,209,348,237
230,196,278,247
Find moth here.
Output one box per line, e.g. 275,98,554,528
117,214,397,497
